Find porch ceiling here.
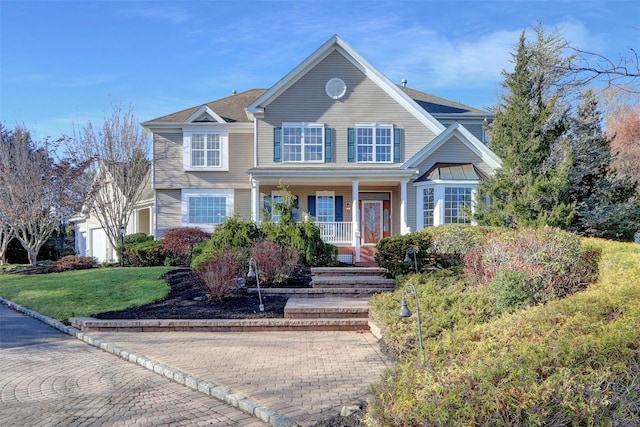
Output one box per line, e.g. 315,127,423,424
247,167,418,186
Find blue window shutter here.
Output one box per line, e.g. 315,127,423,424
264,195,272,214
335,196,343,222
273,127,282,162
394,128,402,163
293,196,299,222
347,128,355,162
307,196,316,217
324,128,333,163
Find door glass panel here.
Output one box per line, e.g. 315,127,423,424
362,201,382,244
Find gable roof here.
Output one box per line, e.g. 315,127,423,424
397,86,489,116
246,35,446,135
143,89,266,126
403,122,501,170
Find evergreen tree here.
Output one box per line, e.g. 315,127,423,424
475,28,573,228
567,90,639,238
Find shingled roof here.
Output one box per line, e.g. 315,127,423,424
398,86,488,116
145,88,267,124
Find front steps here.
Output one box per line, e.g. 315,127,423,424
73,266,395,333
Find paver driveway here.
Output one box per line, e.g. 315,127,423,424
0,304,267,427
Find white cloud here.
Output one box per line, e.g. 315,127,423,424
137,6,190,24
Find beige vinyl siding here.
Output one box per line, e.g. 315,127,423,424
234,188,252,220
256,50,437,168
153,130,253,190
155,190,182,238
415,137,493,177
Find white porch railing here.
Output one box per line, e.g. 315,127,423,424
315,221,352,244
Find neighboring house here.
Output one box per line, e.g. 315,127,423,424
72,169,154,263
142,35,501,264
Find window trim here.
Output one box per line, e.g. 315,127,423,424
281,122,325,163
354,123,394,163
415,182,478,228
315,191,335,223
181,189,233,232
183,128,229,171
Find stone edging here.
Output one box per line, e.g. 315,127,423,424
0,297,296,427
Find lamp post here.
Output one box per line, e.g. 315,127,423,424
398,282,424,351
404,246,418,273
119,225,126,267
246,258,265,312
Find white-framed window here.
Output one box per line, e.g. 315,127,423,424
423,188,435,227
282,122,324,162
181,189,233,231
316,191,335,222
356,123,393,163
444,187,473,224
183,129,228,171
264,191,299,223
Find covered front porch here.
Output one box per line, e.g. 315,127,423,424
248,168,418,263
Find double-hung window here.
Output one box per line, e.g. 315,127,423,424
183,130,228,171
423,188,435,227
282,123,324,162
356,124,393,163
444,187,473,224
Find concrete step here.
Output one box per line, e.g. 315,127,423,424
284,297,371,319
311,276,396,289
311,267,387,277
70,317,371,333
248,287,393,297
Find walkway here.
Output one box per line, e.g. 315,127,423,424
0,300,393,426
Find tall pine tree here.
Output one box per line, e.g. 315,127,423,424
567,89,639,238
475,28,573,228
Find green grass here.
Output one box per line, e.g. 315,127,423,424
0,266,173,323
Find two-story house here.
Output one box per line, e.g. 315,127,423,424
142,35,501,264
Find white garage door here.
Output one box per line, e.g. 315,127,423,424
90,228,109,263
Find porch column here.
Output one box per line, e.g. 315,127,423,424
400,179,409,235
250,178,260,224
352,180,360,263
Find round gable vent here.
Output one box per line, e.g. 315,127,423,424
325,78,347,100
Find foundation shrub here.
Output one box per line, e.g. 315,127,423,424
124,240,165,267
52,255,99,271
250,240,299,285
161,227,210,266
193,248,244,299
367,239,640,426
375,233,435,277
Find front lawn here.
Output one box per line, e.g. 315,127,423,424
0,266,172,323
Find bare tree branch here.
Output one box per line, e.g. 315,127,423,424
71,102,150,261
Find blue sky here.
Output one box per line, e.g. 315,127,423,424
1,0,638,141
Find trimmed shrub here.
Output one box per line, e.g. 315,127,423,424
250,240,299,285
52,255,98,272
161,227,210,266
375,233,435,277
125,240,165,267
193,248,244,299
